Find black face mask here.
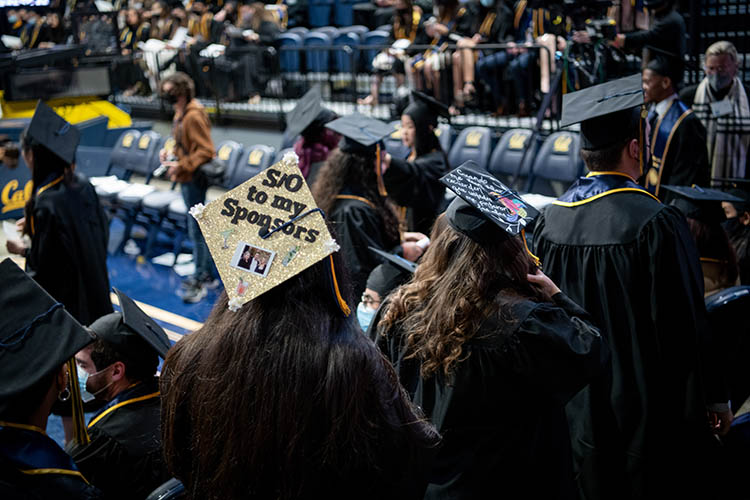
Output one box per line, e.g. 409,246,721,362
722,217,742,236
163,93,178,105
396,7,410,14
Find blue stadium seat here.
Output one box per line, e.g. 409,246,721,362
384,120,410,159
333,0,359,27
361,30,389,71
376,25,392,33
109,129,141,177
338,25,369,37
527,131,584,197
276,33,304,73
213,140,246,188
287,27,309,36
93,130,143,207
304,32,333,73
313,26,339,39
75,146,112,178
435,123,454,154
447,126,492,171
488,128,537,188
308,0,334,27
333,32,360,73
232,145,277,187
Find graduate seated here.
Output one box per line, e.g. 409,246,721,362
720,180,750,286
65,290,172,500
160,153,439,499
0,259,102,500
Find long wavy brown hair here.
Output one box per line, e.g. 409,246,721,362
378,221,547,378
311,147,401,246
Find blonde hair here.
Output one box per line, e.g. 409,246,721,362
705,41,737,64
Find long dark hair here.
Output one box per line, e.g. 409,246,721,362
160,252,439,500
379,223,547,378
21,131,73,237
311,148,401,246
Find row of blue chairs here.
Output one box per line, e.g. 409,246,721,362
308,0,363,28
91,130,276,260
277,26,390,74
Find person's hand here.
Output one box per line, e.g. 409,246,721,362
527,269,561,297
122,48,131,55
709,409,733,437
382,152,392,173
572,30,591,44
402,232,428,243
456,37,475,49
433,23,449,37
244,32,259,43
402,242,424,262
214,9,226,22
164,161,181,181
15,217,25,233
612,33,625,49
159,148,168,163
6,239,27,256
471,33,483,44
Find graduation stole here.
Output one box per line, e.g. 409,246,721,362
645,99,692,196
0,423,89,482
394,7,421,42
119,26,134,47
479,11,497,37
554,171,659,207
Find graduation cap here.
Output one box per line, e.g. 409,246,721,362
365,262,411,299
25,101,80,166
403,90,451,128
285,86,337,139
191,152,350,314
561,74,646,151
440,161,541,265
644,46,684,86
661,185,745,224
0,258,94,417
88,289,171,359
369,246,417,274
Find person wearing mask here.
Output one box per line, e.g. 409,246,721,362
65,290,172,500
681,41,750,179
19,10,45,49
116,9,150,96
382,91,450,235
6,10,25,37
312,113,423,300
160,156,440,499
158,72,218,303
641,51,710,198
371,168,606,499
0,259,102,500
533,74,726,499
720,181,750,285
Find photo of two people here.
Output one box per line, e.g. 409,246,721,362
231,243,275,277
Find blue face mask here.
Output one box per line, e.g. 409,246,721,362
77,364,95,403
480,0,494,7
27,17,36,26
8,15,18,24
356,302,377,332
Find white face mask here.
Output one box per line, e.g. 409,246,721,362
76,364,96,403
356,302,377,332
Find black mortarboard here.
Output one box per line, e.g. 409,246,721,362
561,74,645,151
645,46,683,86
365,262,410,298
285,87,337,139
369,246,417,273
325,112,395,155
441,161,539,244
26,101,80,165
0,259,94,415
403,90,451,128
661,185,744,224
89,289,171,359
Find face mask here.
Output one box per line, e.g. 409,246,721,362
77,364,96,403
86,364,116,401
8,15,18,24
480,0,494,8
27,17,36,26
722,217,741,235
708,73,733,91
356,302,377,332
164,93,178,105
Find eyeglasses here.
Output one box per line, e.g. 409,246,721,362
361,293,381,308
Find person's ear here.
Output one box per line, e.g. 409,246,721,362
110,361,127,382
661,76,672,91
740,211,750,226
628,139,640,160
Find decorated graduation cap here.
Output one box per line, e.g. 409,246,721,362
285,86,337,139
325,112,395,196
403,90,451,128
645,46,684,86
0,258,94,442
440,161,541,266
661,185,745,224
89,289,171,359
25,101,81,165
369,246,417,274
561,73,646,150
190,152,350,314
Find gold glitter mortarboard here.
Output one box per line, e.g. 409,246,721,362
190,152,348,313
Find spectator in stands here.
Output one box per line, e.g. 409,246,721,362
158,72,218,303
65,291,171,500
641,53,710,198
19,10,45,49
0,260,102,500
115,9,150,96
6,9,25,37
680,42,750,180
414,0,473,102
150,0,174,39
450,0,512,112
382,91,450,234
230,2,280,104
612,0,685,62
722,186,750,285
371,191,606,499
160,255,439,499
119,8,151,52
358,0,427,107
40,12,68,46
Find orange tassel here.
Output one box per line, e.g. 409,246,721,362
329,255,351,316
521,229,542,269
376,144,388,197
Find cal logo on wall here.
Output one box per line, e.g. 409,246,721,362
2,179,33,215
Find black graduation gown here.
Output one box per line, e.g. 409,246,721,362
623,9,686,59
65,378,168,500
384,150,448,235
533,181,715,499
372,293,607,500
329,195,400,301
26,173,112,326
0,424,102,500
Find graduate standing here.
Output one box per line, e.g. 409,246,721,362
533,75,719,499
65,290,172,500
383,91,451,235
0,259,102,500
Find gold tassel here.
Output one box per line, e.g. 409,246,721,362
376,144,388,197
521,229,542,269
329,256,351,316
639,106,647,176
67,358,90,445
